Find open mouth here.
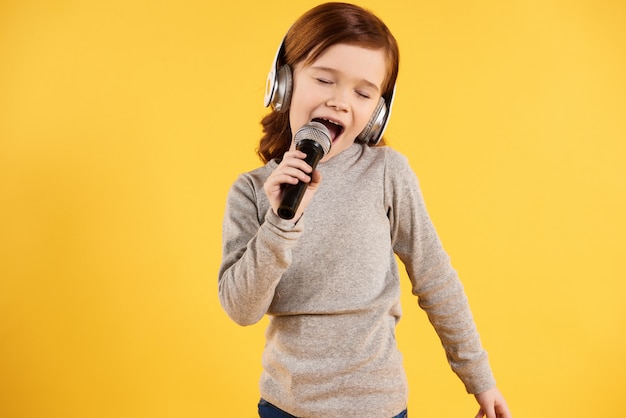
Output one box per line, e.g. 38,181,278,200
312,117,344,142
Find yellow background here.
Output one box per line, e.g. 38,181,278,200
1,0,625,416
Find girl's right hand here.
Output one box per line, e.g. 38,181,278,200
264,149,323,222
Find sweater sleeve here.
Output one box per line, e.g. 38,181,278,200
218,173,304,326
385,150,496,394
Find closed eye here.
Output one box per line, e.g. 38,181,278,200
316,78,333,85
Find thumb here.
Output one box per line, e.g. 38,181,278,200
307,169,322,190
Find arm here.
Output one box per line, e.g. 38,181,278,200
218,173,303,326
218,151,322,326
385,150,495,393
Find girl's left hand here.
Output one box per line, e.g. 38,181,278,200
474,386,511,418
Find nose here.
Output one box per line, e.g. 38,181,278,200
326,92,349,112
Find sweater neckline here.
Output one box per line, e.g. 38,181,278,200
318,142,364,169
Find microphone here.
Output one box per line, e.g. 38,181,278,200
277,121,332,220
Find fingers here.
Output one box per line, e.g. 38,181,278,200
484,405,496,418
265,151,309,194
264,150,322,217
474,387,511,418
494,399,512,418
474,407,496,418
274,150,314,182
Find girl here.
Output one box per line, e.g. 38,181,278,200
218,3,511,417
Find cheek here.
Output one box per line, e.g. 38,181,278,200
289,86,320,130
288,102,307,133
354,103,379,129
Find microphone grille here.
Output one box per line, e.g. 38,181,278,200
294,121,332,155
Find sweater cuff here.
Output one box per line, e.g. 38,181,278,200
265,208,305,233
461,360,496,394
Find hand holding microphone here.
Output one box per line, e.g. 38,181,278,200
264,121,332,220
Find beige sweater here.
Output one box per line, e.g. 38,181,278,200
218,143,495,417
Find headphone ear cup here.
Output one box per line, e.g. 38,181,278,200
270,65,293,113
357,97,387,145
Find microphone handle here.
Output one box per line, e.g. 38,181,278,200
277,139,325,220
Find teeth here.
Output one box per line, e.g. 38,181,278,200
320,117,342,127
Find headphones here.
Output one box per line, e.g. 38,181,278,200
264,37,395,145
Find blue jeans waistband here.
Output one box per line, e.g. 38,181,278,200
258,398,407,418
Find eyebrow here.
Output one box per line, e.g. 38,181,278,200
310,66,380,92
